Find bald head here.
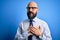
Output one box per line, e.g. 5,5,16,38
27,2,38,8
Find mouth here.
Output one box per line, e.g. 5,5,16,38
29,13,33,17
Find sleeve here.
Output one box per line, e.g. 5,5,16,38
39,22,52,40
14,23,26,40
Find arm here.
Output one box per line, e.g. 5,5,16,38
14,23,26,40
40,22,52,40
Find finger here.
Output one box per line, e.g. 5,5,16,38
31,27,37,30
30,27,37,33
28,26,32,32
30,29,35,34
31,27,36,32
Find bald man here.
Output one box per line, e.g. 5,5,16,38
15,2,52,40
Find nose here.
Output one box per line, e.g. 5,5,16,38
29,8,33,12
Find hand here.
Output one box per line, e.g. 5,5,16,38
28,26,42,36
28,25,33,35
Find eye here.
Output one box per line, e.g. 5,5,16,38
26,7,38,10
32,7,37,9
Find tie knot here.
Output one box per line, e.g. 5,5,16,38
29,19,33,26
30,19,33,22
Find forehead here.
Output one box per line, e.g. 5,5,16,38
27,2,38,7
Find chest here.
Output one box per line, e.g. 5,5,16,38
22,21,44,32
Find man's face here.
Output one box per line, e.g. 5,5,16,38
27,2,38,19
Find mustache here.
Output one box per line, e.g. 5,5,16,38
28,11,33,14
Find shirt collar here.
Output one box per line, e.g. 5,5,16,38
28,17,37,22
33,17,37,22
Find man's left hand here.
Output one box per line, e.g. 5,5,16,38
29,26,42,36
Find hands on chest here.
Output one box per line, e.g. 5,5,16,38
28,25,42,36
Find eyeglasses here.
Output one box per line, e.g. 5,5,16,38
27,7,38,9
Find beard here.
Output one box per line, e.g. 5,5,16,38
27,11,37,19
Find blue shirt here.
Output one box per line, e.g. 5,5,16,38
15,17,52,40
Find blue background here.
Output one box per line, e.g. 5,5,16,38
0,0,60,40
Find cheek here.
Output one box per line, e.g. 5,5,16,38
33,10,37,14
33,9,38,13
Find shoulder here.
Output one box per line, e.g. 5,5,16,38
37,18,48,26
37,18,50,31
19,19,29,26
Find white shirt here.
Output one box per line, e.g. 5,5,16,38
15,17,52,40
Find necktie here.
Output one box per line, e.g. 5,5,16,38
28,19,42,40
29,19,33,26
28,19,33,40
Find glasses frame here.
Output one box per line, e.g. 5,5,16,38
26,7,38,10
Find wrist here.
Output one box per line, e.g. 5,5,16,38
39,34,43,39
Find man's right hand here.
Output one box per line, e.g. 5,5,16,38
28,25,33,35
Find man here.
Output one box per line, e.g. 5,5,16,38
15,2,52,40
